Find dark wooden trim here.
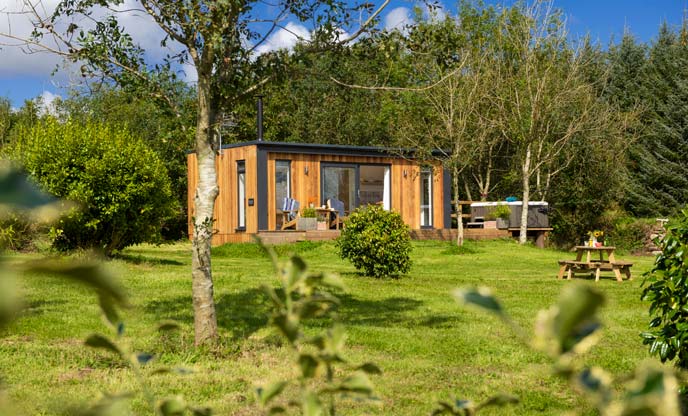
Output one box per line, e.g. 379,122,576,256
256,148,268,230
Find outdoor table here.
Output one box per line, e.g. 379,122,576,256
314,207,339,230
574,245,617,263
557,245,633,283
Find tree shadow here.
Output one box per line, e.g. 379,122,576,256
112,253,184,266
142,288,270,341
20,299,69,317
336,294,461,329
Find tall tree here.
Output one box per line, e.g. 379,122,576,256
2,0,389,345
625,23,688,216
492,1,615,244
390,7,501,246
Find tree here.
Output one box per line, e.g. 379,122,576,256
57,86,196,240
2,0,390,345
624,23,688,217
491,1,620,244
9,118,177,255
384,4,506,246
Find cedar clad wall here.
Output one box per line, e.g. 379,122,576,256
187,146,257,245
188,144,446,245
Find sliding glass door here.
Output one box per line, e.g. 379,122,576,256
321,164,391,213
322,164,357,213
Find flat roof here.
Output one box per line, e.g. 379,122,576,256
187,140,448,158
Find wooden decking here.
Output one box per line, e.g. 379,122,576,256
255,228,510,244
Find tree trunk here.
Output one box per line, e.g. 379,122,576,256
191,75,219,345
519,144,532,244
453,169,464,246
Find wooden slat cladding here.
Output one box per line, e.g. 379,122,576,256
188,145,447,245
187,146,258,245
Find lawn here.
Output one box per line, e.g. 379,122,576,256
0,239,661,415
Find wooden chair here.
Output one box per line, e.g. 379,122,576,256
327,198,348,229
280,197,300,230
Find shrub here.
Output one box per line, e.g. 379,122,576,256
336,204,412,277
641,208,688,368
0,213,42,251
8,119,177,255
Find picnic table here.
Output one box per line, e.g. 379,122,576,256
557,246,633,283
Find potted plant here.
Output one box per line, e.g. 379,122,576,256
316,210,329,230
297,207,317,230
494,204,511,229
483,211,497,229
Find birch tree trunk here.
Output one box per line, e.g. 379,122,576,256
519,144,532,244
191,73,219,345
453,169,464,246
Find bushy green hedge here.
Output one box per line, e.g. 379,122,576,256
336,205,412,277
641,208,688,368
8,119,177,255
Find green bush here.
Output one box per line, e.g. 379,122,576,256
641,208,688,368
8,119,177,255
0,213,43,251
336,204,412,277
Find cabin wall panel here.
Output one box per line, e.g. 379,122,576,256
188,147,448,244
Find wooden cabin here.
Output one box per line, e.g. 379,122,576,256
187,141,452,245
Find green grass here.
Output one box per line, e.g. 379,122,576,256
0,239,661,415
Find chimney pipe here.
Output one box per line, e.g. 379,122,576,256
256,95,264,142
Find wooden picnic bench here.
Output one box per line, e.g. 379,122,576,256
557,246,633,282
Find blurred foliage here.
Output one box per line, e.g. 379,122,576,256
257,243,380,415
454,284,681,415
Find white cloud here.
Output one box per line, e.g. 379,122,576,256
425,3,447,22
0,0,65,78
254,22,311,55
0,0,183,82
35,90,61,116
181,62,197,84
384,7,412,32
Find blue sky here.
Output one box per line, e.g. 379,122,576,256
0,0,685,108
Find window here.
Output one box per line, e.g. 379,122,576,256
322,165,357,213
237,160,246,230
420,167,433,227
275,160,290,228
321,164,391,213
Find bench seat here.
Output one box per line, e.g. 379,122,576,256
557,259,633,282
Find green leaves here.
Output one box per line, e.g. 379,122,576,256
641,210,688,368
84,334,122,357
336,204,412,278
0,162,61,216
6,119,177,255
540,284,605,355
257,250,379,414
453,287,504,317
256,381,288,406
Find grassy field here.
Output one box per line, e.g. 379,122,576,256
0,239,661,415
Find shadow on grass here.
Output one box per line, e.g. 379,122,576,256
144,287,456,341
21,299,69,317
337,294,460,328
113,252,184,266
143,288,270,341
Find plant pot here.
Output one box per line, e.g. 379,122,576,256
483,220,497,229
496,218,509,229
296,217,317,231
316,221,328,231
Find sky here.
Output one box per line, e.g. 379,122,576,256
0,0,685,109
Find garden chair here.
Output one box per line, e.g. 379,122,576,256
327,197,348,229
280,197,300,230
